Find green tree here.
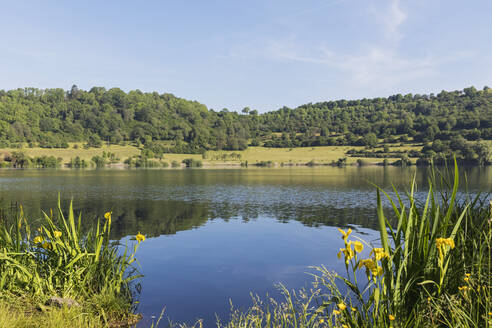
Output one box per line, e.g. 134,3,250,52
363,133,378,148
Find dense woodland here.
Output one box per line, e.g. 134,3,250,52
0,85,491,164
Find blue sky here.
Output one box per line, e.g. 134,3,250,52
0,0,490,112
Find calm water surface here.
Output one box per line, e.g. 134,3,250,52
0,167,491,325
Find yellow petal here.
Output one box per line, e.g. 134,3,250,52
354,241,364,253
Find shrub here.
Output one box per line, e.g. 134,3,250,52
182,158,203,168
33,155,61,168
85,135,102,148
91,155,107,168
356,159,369,166
336,157,347,167
254,161,273,167
306,160,316,166
67,156,88,168
124,156,161,168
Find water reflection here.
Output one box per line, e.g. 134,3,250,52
1,167,490,239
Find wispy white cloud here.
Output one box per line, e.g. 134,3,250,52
378,0,407,42
224,0,475,92
265,40,436,87
219,0,480,103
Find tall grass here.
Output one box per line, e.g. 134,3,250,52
0,199,144,325
211,161,491,328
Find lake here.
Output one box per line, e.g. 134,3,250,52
0,166,491,326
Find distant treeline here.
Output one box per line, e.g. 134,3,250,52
0,85,491,162
0,151,62,168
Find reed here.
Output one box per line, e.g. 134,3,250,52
0,199,144,326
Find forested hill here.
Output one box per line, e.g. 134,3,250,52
0,86,491,153
0,86,251,152
260,86,492,147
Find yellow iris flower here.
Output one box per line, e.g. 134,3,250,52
370,248,389,261
359,259,375,270
353,240,364,253
436,237,455,262
338,302,347,311
136,232,146,243
359,259,383,276
338,246,355,264
435,237,455,249
337,228,352,241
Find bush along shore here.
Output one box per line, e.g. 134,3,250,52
0,201,145,327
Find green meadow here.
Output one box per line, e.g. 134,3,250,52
0,143,429,167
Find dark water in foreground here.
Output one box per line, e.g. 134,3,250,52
0,167,491,326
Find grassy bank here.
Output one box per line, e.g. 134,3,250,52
0,139,491,168
205,145,423,165
0,144,424,168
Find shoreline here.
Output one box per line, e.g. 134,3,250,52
0,161,489,170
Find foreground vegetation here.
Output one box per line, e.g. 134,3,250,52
0,201,145,327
